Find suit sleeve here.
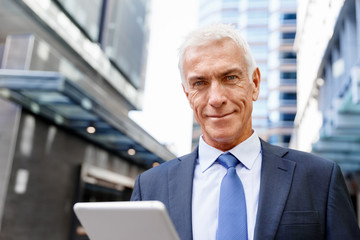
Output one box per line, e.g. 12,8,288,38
326,163,360,239
130,175,142,201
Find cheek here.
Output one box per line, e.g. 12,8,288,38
235,82,254,103
187,90,200,108
234,80,250,89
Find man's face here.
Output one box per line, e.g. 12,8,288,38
182,38,260,151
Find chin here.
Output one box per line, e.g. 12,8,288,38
209,127,237,141
213,135,237,145
208,132,237,146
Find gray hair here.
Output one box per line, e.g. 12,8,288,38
178,23,257,86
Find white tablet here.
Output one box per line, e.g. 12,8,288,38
73,201,180,240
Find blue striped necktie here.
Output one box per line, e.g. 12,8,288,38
216,152,247,240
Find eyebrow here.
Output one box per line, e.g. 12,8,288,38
218,67,245,77
186,67,246,82
187,74,205,82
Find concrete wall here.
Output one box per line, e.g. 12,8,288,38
0,109,144,240
0,98,21,233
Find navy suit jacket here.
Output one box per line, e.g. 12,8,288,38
131,139,360,239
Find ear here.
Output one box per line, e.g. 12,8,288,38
182,83,189,98
251,67,261,101
182,83,193,109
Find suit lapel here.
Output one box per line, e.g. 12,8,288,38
254,140,296,240
168,148,197,240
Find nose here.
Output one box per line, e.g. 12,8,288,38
208,81,227,108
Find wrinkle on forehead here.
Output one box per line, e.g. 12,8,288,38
183,39,248,76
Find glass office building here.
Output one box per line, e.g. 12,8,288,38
191,0,297,149
294,0,360,171
294,0,360,215
0,0,175,239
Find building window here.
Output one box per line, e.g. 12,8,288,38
281,13,296,25
54,0,104,41
281,32,296,40
280,92,297,100
54,0,149,89
280,72,297,79
101,0,149,89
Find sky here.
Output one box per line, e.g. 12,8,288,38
129,0,199,156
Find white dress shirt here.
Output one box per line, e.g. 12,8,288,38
192,131,262,240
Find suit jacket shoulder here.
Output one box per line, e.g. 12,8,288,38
130,149,197,240
132,149,197,197
261,139,333,167
257,139,360,240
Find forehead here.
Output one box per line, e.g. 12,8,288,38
182,38,247,76
184,38,241,57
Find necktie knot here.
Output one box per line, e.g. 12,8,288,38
217,152,239,169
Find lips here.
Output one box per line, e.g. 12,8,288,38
207,112,234,118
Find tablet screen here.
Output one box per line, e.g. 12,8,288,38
74,201,180,240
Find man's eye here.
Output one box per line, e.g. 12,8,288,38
194,81,205,86
226,75,236,80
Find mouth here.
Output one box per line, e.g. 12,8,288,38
207,112,234,119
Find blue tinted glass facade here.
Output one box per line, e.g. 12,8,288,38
55,0,149,89
55,0,103,41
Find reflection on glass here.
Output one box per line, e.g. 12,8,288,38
101,0,149,89
55,0,103,41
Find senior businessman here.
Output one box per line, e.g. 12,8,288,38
131,23,360,240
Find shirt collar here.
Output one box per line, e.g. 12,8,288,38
198,131,261,173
